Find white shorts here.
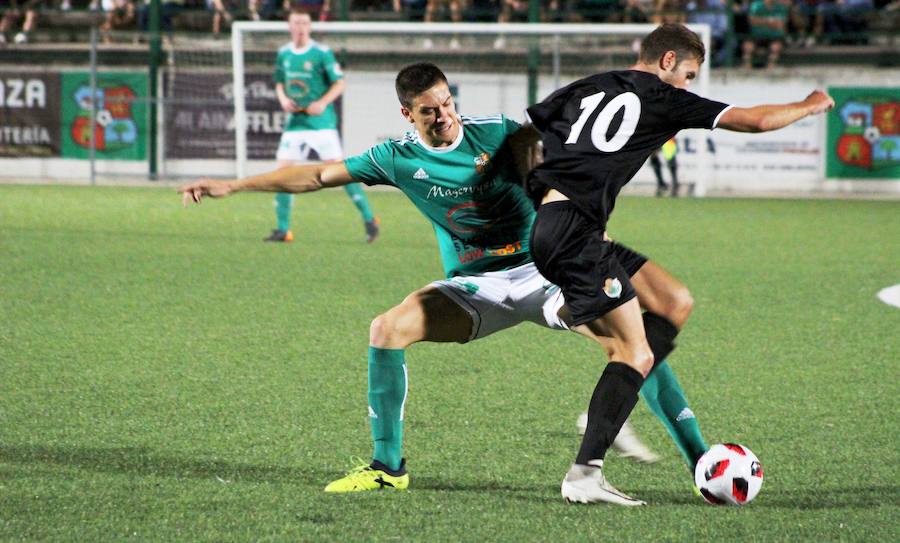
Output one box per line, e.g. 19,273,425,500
431,261,569,342
276,129,343,162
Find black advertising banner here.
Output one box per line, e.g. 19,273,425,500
0,72,62,157
163,72,284,160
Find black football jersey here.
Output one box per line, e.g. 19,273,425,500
526,70,731,225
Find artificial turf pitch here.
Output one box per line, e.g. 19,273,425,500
1,185,898,541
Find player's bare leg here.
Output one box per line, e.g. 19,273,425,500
561,297,652,505
325,287,472,493
631,260,693,328
368,286,472,349
575,260,708,468
266,160,297,242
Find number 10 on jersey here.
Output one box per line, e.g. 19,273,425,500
565,91,642,153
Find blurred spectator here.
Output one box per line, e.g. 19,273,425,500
578,0,619,21
101,0,136,39
742,0,788,68
393,0,427,21
422,0,463,49
138,0,186,31
620,0,652,22
787,0,821,46
208,0,239,33
248,0,291,21
247,0,266,19
0,0,42,44
493,0,562,48
497,0,562,23
653,0,686,23
63,0,93,9
463,0,497,22
497,0,528,25
353,0,394,10
818,0,874,43
288,0,330,20
686,0,730,65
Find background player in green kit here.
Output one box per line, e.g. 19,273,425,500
179,63,710,503
267,8,380,243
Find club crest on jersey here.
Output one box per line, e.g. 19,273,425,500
603,277,623,299
474,152,492,174
287,79,309,98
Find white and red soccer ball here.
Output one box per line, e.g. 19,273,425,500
694,443,764,505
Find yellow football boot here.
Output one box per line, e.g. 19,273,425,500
324,458,409,493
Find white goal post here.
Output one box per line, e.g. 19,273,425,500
231,21,711,193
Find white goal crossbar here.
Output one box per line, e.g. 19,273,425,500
231,21,711,191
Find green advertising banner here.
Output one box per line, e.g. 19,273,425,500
826,87,900,179
61,72,148,160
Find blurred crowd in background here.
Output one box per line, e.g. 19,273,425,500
1,0,897,68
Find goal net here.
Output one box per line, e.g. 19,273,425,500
224,21,711,193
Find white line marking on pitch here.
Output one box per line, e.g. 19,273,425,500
876,284,900,308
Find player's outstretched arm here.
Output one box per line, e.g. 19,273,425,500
178,162,356,206
718,90,835,133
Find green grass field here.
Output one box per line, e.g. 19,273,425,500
1,185,898,542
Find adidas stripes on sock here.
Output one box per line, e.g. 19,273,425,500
368,346,407,472
641,360,709,468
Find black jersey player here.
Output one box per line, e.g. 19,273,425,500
525,23,834,505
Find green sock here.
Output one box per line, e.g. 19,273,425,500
640,360,708,469
275,192,293,232
368,346,406,471
344,183,375,222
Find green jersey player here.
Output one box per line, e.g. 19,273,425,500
180,63,711,505
267,8,380,244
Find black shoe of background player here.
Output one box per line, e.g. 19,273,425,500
263,229,294,242
365,217,381,243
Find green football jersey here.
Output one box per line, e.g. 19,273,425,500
748,0,788,39
344,115,535,278
273,40,343,132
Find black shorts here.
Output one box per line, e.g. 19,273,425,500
611,241,648,278
529,201,637,326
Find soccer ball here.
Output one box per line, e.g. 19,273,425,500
694,443,764,505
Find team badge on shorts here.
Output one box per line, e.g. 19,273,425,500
603,277,623,299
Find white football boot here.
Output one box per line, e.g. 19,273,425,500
561,461,646,506
576,413,661,464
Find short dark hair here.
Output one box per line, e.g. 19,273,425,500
287,7,311,19
639,24,706,66
395,63,448,108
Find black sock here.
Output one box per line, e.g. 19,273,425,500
576,362,645,465
642,312,679,368
668,159,678,188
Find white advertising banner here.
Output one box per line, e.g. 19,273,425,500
673,76,824,191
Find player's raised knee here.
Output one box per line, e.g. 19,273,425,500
369,313,399,348
369,309,421,349
605,339,654,376
634,349,655,377
670,285,694,327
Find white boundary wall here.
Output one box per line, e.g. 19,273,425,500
2,65,899,195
